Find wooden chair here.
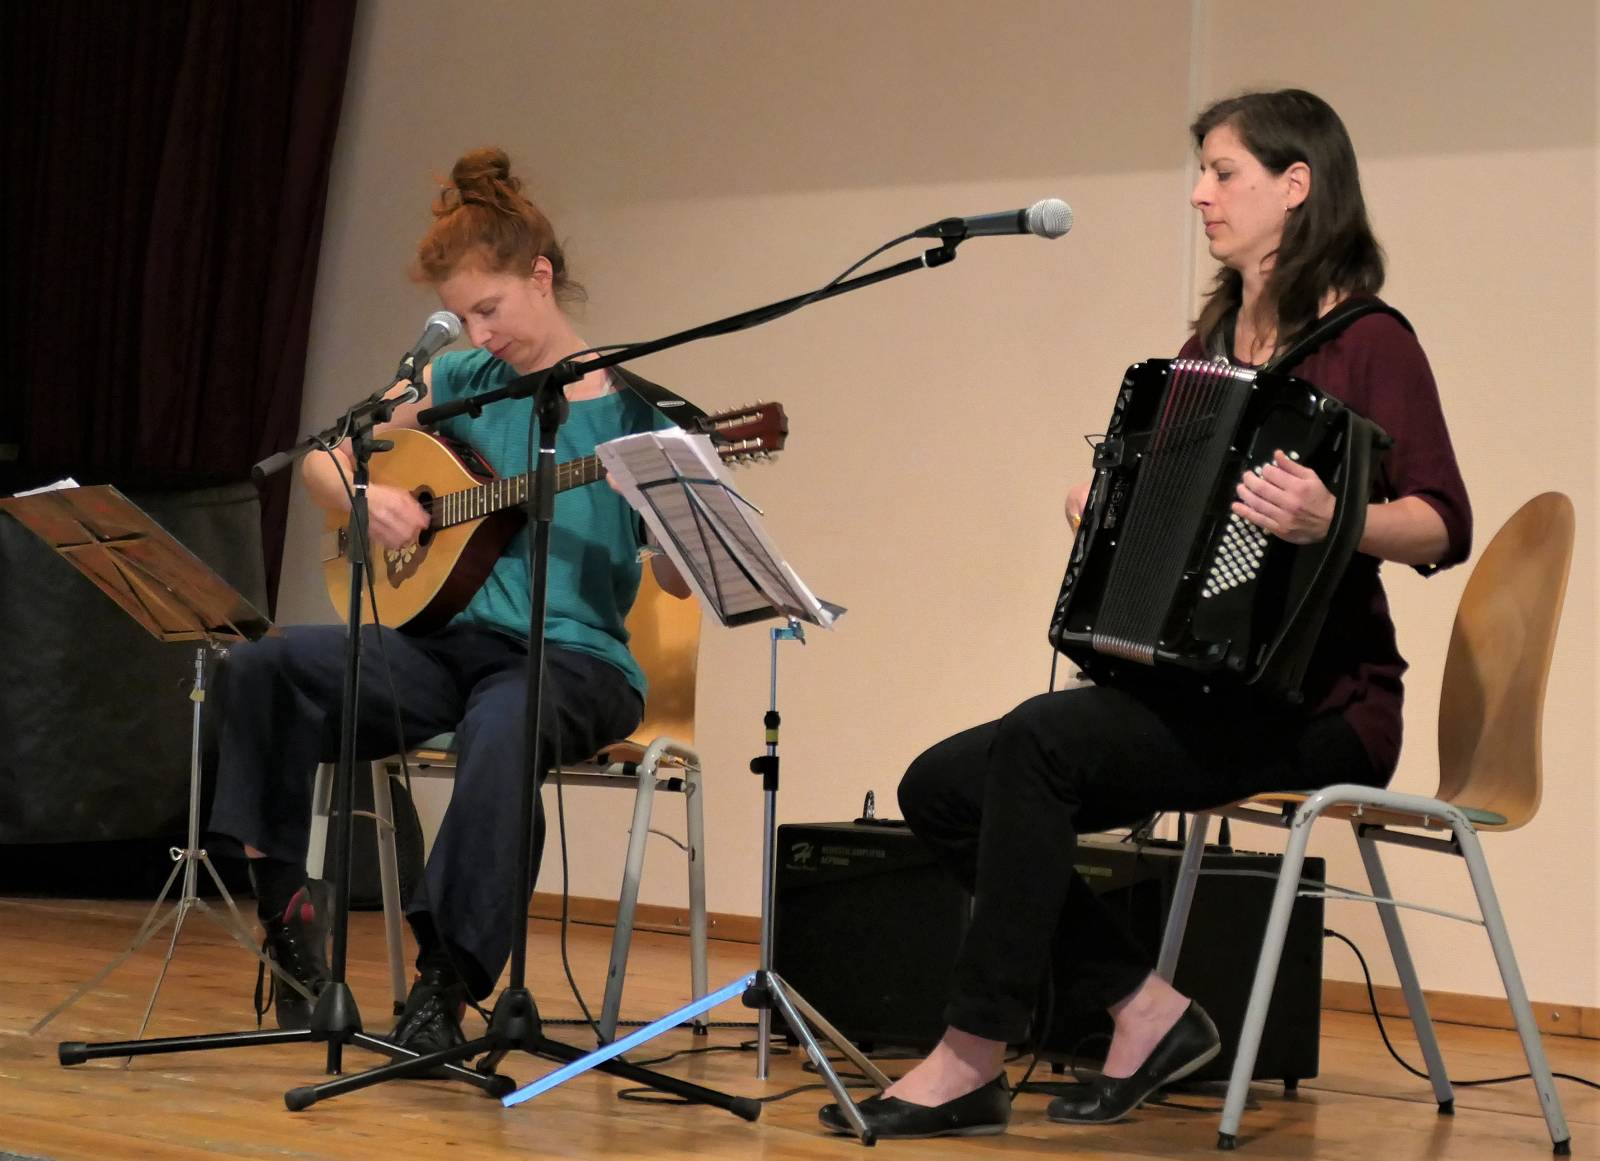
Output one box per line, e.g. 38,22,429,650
309,564,707,1042
1155,492,1575,1152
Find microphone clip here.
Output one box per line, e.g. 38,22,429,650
914,217,974,241
392,375,427,408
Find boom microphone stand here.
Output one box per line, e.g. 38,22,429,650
55,370,508,1097
286,233,970,1115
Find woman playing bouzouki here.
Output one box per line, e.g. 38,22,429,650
209,148,690,1051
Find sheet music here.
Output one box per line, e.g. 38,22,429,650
597,428,841,629
11,477,80,497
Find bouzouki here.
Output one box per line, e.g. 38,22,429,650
320,402,788,632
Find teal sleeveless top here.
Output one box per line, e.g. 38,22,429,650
428,348,672,697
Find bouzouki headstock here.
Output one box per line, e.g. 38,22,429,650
701,402,789,465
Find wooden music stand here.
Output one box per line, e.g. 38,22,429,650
0,484,292,1044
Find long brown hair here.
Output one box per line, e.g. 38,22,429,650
411,147,586,302
1191,89,1383,352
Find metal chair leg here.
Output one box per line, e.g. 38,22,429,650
1157,812,1210,981
597,745,662,1042
370,761,410,1013
306,763,333,881
684,761,709,1032
1353,826,1454,1111
1218,802,1318,1149
1452,821,1571,1152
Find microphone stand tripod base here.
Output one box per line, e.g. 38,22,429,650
289,983,753,1116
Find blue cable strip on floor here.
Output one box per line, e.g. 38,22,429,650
502,973,758,1107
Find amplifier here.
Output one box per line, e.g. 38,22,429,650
772,822,1322,1085
773,820,967,1051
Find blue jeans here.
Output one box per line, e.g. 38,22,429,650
208,623,641,998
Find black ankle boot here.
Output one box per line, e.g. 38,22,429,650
390,965,470,1074
253,884,330,1031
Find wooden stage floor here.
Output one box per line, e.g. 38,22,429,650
0,897,1593,1159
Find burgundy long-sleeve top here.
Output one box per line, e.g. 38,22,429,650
1178,298,1473,778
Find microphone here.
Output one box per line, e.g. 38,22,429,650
914,198,1074,241
395,310,463,380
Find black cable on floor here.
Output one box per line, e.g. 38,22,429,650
1325,928,1598,1091
616,1038,882,1105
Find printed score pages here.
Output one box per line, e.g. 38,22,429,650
596,427,841,630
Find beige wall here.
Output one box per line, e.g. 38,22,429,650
278,0,1598,1009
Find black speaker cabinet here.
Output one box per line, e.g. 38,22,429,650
773,823,1322,1085
773,821,968,1051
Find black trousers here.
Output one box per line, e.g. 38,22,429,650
898,679,1380,1043
208,623,641,1000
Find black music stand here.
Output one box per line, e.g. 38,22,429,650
0,485,292,1043
465,428,887,1140
588,431,894,1141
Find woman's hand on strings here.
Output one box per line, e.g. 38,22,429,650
1234,450,1335,544
365,484,431,552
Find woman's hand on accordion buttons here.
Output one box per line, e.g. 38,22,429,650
1065,478,1091,531
1234,450,1334,544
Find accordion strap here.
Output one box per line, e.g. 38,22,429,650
1262,296,1413,374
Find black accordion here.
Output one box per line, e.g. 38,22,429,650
1048,357,1388,701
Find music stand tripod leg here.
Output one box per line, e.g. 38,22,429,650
739,622,884,1144
125,645,234,1046
29,889,183,1035
762,974,882,1143
766,976,890,1089
127,888,196,1050
497,976,760,1108
31,645,297,1039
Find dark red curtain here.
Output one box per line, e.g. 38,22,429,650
2,0,358,610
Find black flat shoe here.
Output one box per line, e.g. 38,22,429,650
819,1073,1010,1139
1047,1001,1221,1124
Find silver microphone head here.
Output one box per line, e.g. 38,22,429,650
424,310,464,349
1025,198,1074,239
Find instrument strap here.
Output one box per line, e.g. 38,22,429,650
1209,296,1413,369
1261,296,1413,374
610,365,712,429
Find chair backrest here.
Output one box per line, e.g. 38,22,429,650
622,563,702,747
1435,492,1575,828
